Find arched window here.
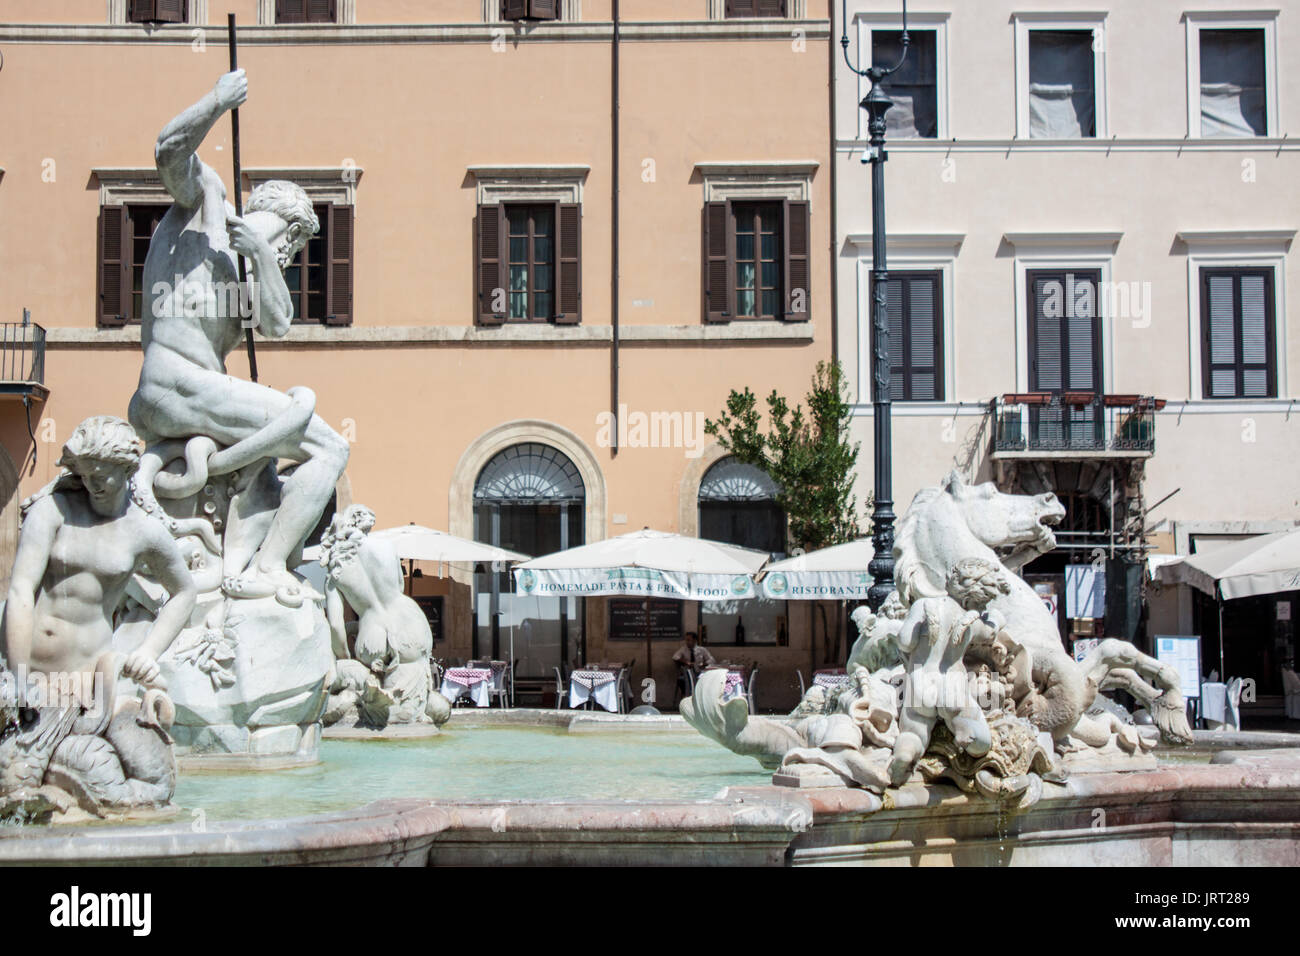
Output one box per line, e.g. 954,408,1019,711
473,443,586,680
698,457,787,647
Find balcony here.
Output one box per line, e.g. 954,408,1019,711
0,322,48,402
990,393,1163,459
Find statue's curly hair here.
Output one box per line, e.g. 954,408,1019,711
945,556,1009,609
246,180,320,266
57,416,143,474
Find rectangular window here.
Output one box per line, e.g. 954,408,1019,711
874,271,943,401
475,202,581,326
1027,30,1096,138
129,0,187,23
733,203,782,320
1200,29,1267,137
1027,269,1103,446
275,0,337,23
873,30,938,139
702,199,809,323
282,202,353,325
97,203,167,327
725,0,787,16
502,0,559,20
507,204,555,323
1201,268,1276,398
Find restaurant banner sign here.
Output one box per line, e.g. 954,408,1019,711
761,571,872,601
514,567,755,601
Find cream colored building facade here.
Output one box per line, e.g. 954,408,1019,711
836,0,1299,693
0,0,836,708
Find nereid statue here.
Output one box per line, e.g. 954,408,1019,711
1,418,196,821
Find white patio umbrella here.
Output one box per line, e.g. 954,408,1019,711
759,538,874,601
512,529,771,702
1157,528,1300,600
302,524,529,566
1156,527,1300,677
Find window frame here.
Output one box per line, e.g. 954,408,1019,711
504,203,558,324
870,269,946,402
853,13,950,141
274,0,338,24
1013,13,1108,140
724,0,788,18
1184,12,1279,139
731,201,784,321
1198,266,1278,400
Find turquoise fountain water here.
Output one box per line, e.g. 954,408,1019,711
174,728,767,822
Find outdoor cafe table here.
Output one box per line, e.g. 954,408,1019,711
569,668,620,712
713,667,747,701
441,667,493,708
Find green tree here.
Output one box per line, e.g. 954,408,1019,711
705,361,868,553
705,362,869,664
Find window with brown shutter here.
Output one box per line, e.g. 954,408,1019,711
725,0,787,18
1201,267,1276,398
98,203,168,327
502,0,560,21
129,0,187,23
701,199,809,323
872,271,943,401
283,202,354,325
475,202,579,325
276,0,337,24
1027,269,1103,445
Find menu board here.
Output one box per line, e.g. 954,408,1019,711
608,598,683,642
1155,635,1202,700
413,596,444,644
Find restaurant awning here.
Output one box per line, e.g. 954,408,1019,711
759,538,873,600
1156,528,1300,600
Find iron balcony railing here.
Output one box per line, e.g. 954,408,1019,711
0,322,46,385
991,393,1163,454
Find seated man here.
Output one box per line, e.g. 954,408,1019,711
673,631,716,702
127,68,349,601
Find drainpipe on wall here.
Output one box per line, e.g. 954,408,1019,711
610,0,621,457
828,0,840,369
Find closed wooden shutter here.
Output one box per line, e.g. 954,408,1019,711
476,204,507,326
782,199,810,321
878,272,942,401
277,0,335,23
702,201,733,323
725,0,787,16
554,203,582,324
325,205,353,326
528,0,560,19
1202,268,1276,398
130,0,187,22
97,205,130,328
503,0,530,19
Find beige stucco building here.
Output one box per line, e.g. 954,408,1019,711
837,0,1299,700
0,0,842,709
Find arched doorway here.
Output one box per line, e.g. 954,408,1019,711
697,457,788,646
473,442,586,677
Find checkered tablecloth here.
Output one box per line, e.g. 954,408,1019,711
445,668,493,687
723,671,745,699
570,670,620,712
570,669,617,690
813,671,851,691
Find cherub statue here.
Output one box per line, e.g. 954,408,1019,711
887,556,1010,787
319,506,449,729
0,416,196,816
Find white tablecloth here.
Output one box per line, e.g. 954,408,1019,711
570,670,619,712
442,667,493,708
1201,681,1227,724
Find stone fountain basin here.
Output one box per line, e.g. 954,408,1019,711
3,726,1299,866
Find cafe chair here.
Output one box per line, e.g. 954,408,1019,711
674,664,695,705
488,660,510,709
553,666,567,711
617,658,637,714
745,668,759,713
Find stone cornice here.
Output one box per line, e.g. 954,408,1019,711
0,20,831,45
45,322,816,348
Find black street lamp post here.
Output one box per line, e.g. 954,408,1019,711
841,0,909,611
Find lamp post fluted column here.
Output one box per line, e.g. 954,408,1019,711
841,1,908,611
